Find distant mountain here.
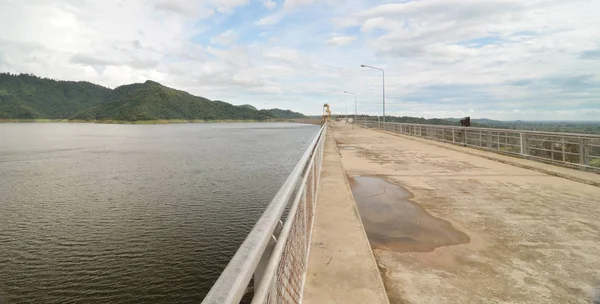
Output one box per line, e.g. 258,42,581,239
0,73,111,119
259,108,305,119
0,73,305,121
238,104,257,111
73,80,274,121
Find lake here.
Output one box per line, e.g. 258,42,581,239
0,122,320,304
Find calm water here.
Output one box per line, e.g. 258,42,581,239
0,122,319,304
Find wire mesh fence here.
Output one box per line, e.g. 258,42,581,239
202,124,327,304
356,119,600,173
259,147,323,304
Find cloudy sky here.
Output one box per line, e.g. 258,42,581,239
1,0,599,120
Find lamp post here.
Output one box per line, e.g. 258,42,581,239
361,64,385,122
344,91,357,126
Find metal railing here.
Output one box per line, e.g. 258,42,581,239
202,123,327,304
357,119,600,173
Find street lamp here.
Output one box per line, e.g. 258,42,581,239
361,64,385,122
344,91,357,125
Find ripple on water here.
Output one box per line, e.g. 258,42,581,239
0,122,320,304
349,176,470,253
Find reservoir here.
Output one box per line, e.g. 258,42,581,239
0,122,319,304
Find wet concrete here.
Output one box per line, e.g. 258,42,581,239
594,285,600,304
303,128,390,304
349,176,470,253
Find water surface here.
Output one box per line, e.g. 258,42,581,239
0,122,319,303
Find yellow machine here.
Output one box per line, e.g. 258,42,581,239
322,104,331,123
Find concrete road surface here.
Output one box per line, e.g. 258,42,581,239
331,122,600,304
303,128,390,304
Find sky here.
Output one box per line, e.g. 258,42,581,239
1,0,599,120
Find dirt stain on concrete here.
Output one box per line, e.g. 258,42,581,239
349,176,470,252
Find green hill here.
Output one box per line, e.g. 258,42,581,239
259,108,305,119
0,73,305,121
73,80,273,121
0,73,111,119
238,104,257,111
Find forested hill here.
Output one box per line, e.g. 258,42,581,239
0,73,111,119
260,108,306,119
0,73,305,121
72,80,276,121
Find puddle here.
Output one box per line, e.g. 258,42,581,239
349,176,470,252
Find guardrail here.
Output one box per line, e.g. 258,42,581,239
202,123,327,304
357,119,600,172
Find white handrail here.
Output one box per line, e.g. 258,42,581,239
202,123,327,304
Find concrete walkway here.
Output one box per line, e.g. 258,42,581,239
303,128,390,304
331,122,600,304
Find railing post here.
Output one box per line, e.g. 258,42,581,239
378,117,381,130
452,128,455,143
580,138,589,166
520,133,527,155
487,131,492,148
498,132,501,150
562,137,566,163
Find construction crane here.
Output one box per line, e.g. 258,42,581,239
322,104,331,123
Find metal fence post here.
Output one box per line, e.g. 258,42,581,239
561,137,566,163
378,117,381,130
580,138,589,166
452,128,455,143
520,133,527,155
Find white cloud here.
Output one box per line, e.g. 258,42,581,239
283,0,316,10
325,35,356,46
256,11,286,26
263,0,277,10
154,0,214,18
213,0,251,14
257,0,318,26
1,0,599,119
210,30,238,46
